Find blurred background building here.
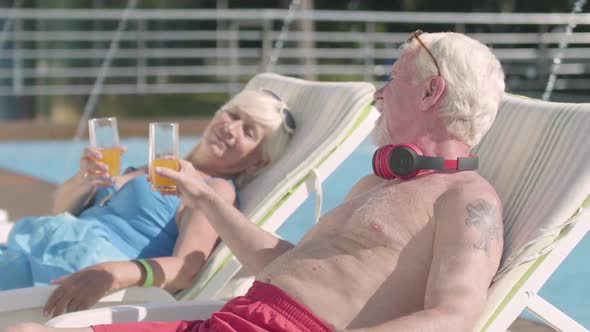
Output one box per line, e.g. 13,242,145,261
0,0,588,131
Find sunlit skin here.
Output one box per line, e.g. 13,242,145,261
373,49,448,150
194,109,270,177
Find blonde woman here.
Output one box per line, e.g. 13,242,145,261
0,89,295,318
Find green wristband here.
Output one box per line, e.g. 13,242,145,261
135,259,154,288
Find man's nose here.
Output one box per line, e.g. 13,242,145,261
374,85,385,100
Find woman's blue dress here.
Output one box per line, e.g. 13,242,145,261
0,174,180,290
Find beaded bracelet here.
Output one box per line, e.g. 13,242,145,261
135,258,154,288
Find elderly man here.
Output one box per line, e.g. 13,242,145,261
4,31,505,332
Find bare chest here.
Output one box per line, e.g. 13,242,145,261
316,179,439,248
259,179,447,328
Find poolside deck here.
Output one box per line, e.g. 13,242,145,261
0,168,56,221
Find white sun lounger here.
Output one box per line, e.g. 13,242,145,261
0,72,378,328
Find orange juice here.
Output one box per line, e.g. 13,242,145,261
98,148,121,177
150,158,179,191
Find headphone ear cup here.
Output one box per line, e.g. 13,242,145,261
372,147,382,178
372,144,423,179
372,145,396,179
388,145,422,179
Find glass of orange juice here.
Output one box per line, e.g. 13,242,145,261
149,122,179,193
88,117,121,179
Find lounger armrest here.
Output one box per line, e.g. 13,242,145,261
46,300,225,327
0,285,174,313
100,286,176,303
0,286,58,313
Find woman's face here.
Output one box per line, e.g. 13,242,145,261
201,107,271,175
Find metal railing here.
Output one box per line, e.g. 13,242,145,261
0,9,589,98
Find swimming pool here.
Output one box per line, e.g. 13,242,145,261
0,137,588,328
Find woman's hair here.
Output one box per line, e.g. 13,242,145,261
217,89,293,187
405,32,505,147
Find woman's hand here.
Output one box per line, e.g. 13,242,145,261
43,264,115,318
79,147,126,187
155,160,212,209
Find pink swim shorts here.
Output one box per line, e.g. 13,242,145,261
92,281,332,332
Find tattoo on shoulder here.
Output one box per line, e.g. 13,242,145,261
465,199,499,256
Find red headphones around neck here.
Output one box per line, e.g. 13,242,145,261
372,144,478,180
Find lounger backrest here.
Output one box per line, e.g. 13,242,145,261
239,73,375,217
473,94,590,331
474,94,590,279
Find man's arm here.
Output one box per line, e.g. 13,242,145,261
345,186,503,332
191,180,295,274
156,161,294,275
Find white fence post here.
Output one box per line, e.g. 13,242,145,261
11,17,22,95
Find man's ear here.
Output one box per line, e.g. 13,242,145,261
419,76,445,111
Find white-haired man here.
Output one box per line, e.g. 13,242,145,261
3,31,505,332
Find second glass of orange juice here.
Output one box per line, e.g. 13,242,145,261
88,117,121,178
149,122,179,193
